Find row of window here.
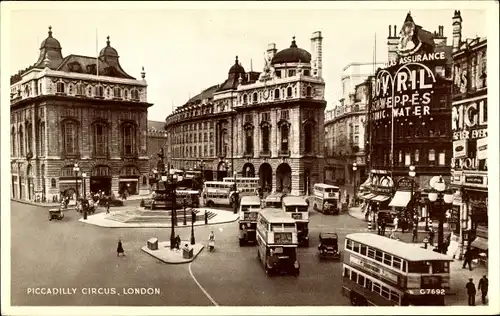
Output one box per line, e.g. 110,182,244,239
61,121,137,156
241,86,313,105
11,123,46,158
372,148,449,167
346,239,407,272
373,119,450,139
55,82,140,100
343,266,401,304
172,132,214,145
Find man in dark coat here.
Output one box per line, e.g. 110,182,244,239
428,227,435,246
412,225,418,243
466,278,476,306
174,235,181,250
462,248,473,270
478,275,488,304
117,239,125,256
380,218,386,236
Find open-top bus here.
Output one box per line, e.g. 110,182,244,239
311,183,340,215
256,208,300,276
238,195,262,246
223,177,260,195
282,196,310,246
342,233,453,306
202,181,236,207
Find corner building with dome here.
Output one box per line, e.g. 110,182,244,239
10,27,153,202
165,32,326,195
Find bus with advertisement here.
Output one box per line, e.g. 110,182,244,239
223,177,260,195
238,195,262,246
256,208,300,276
282,196,310,246
264,192,287,209
311,183,340,215
202,181,236,207
342,233,453,306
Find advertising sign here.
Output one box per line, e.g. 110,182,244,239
291,213,303,220
243,211,258,221
453,139,467,159
371,52,447,123
477,137,488,160
397,177,414,191
273,232,293,245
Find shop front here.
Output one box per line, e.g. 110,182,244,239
119,165,141,196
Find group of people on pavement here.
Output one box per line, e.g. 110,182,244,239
466,275,488,306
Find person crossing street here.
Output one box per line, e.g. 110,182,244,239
478,275,488,305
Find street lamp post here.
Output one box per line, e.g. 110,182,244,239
73,163,80,200
82,172,87,199
199,160,205,183
190,209,196,245
352,163,357,207
428,176,453,253
409,165,416,220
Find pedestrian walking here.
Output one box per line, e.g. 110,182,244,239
462,247,473,271
466,278,476,306
478,275,488,305
380,218,386,236
428,227,435,246
389,229,397,240
105,199,110,214
401,217,407,233
393,216,399,232
412,225,418,243
377,217,382,235
117,239,125,256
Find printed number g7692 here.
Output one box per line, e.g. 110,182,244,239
419,289,446,295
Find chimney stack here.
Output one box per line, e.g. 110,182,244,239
452,10,463,52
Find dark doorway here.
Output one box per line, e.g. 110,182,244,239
258,163,273,192
90,176,112,195
242,163,255,177
276,163,292,193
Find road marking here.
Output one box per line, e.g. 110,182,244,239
188,262,219,306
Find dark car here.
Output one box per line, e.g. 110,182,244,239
318,232,340,260
377,210,398,226
98,196,124,207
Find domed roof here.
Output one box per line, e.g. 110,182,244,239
271,37,311,65
99,36,119,57
228,56,245,74
39,26,61,50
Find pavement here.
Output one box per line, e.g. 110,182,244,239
348,206,446,233
78,206,238,228
10,194,151,208
141,241,204,264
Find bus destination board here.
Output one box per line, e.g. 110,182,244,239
274,232,293,244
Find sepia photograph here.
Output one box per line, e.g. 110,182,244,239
1,1,498,315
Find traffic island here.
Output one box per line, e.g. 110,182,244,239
141,240,204,264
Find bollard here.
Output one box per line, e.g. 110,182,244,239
423,237,429,249
367,221,372,230
205,211,208,224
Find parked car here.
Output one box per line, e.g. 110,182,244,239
377,210,398,226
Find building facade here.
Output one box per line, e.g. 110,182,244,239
10,27,152,202
364,13,453,215
324,62,382,189
147,120,168,171
449,10,488,259
165,32,327,195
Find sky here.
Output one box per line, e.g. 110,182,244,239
4,2,490,121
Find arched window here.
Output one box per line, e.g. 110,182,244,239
242,94,248,104
11,127,15,156
19,126,24,156
252,92,258,103
274,89,280,99
245,128,253,154
94,123,108,157
122,123,136,156
142,176,147,185
281,124,289,152
304,124,314,153
51,178,57,188
56,82,65,94
63,121,78,154
287,86,293,98
261,125,270,153
131,89,139,100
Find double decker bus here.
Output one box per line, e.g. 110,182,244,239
175,189,200,208
264,192,287,209
223,177,260,195
238,195,262,246
311,183,340,215
342,233,453,306
202,181,236,207
256,208,300,276
282,196,310,246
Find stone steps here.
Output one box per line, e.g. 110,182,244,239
106,210,217,223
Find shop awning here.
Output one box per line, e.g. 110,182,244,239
361,193,377,200
389,191,412,207
372,195,390,202
470,237,488,251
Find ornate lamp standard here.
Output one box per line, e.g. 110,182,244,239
198,160,205,183
82,172,87,198
73,163,80,200
166,171,182,250
409,165,416,220
352,163,357,206
428,176,453,253
190,209,196,245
